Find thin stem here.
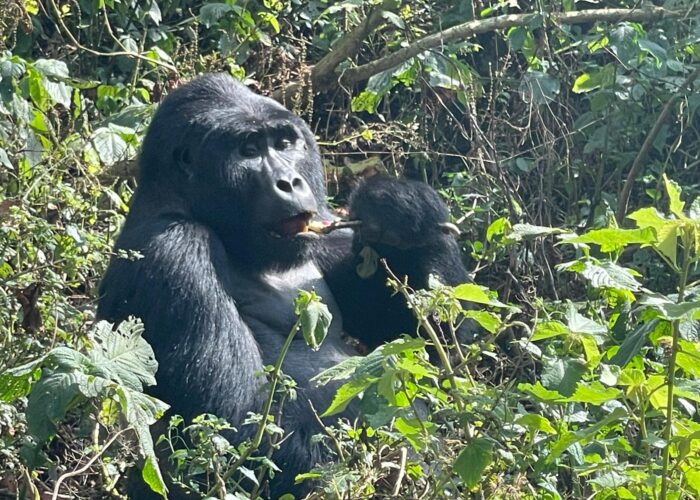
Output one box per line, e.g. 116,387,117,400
208,317,302,496
659,234,692,499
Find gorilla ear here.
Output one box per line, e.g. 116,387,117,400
173,146,194,178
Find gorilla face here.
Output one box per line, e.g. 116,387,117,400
138,75,328,271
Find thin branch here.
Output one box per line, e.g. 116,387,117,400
616,66,700,223
45,0,177,73
271,4,392,103
341,7,680,86
51,428,130,500
272,6,684,102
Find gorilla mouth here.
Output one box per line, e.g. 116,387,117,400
268,212,318,239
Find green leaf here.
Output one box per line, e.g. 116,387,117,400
322,375,374,417
639,294,700,320
579,261,641,291
516,414,557,434
88,319,158,391
545,407,627,464
531,320,570,341
294,290,332,350
520,71,560,105
664,175,685,217
507,223,565,241
610,320,658,367
92,127,129,166
628,207,680,266
518,382,563,402
463,310,501,333
486,217,510,242
566,303,607,336
453,283,491,305
454,437,493,488
562,381,621,405
199,3,233,27
26,371,84,442
564,227,655,253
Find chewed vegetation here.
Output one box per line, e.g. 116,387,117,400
1,0,699,498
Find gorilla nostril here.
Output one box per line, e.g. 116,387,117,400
276,180,293,193
292,178,303,188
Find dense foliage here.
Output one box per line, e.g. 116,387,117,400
0,0,698,498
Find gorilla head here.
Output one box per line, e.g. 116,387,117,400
137,74,330,270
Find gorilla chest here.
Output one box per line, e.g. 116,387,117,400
229,261,348,366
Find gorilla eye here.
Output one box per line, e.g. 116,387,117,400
275,137,294,150
239,142,260,158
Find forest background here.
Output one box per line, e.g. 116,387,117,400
0,0,699,498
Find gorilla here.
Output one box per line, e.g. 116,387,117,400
98,73,469,497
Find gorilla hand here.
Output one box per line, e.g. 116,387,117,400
348,176,459,250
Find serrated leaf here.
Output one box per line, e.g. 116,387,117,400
311,356,365,386
454,438,493,487
26,371,84,442
579,261,641,291
486,217,510,241
88,319,158,391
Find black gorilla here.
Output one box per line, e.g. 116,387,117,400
98,73,469,497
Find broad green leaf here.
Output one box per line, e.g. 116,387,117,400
579,335,602,368
26,371,83,442
322,375,374,416
565,227,655,253
628,207,680,266
199,3,233,27
463,310,501,333
566,303,606,336
92,127,129,167
639,294,700,320
454,437,493,488
518,382,562,402
562,381,621,405
531,320,569,341
542,357,586,397
545,407,627,463
311,355,364,386
486,217,510,242
579,261,641,291
88,320,158,391
453,283,491,305
515,414,556,434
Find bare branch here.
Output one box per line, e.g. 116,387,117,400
272,6,684,101
616,66,700,224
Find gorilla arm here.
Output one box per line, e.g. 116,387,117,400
98,216,266,424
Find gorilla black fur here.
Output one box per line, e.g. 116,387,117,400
98,73,469,498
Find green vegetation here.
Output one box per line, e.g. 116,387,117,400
0,0,698,498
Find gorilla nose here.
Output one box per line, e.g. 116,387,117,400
273,173,317,212
275,177,304,194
